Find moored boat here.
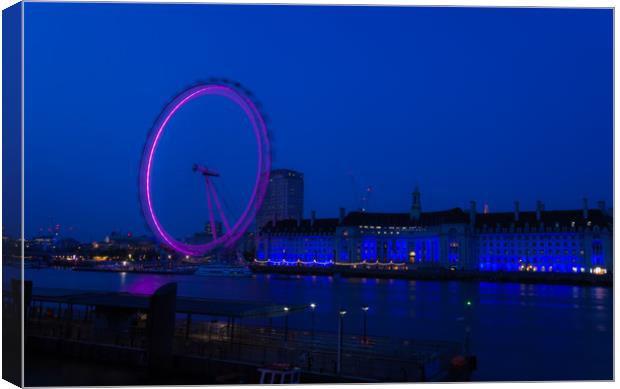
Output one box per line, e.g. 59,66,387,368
195,263,253,277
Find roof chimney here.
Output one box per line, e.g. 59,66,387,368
469,201,477,228
514,201,520,222
311,210,316,227
339,207,346,223
582,197,589,219
597,200,607,215
536,201,543,222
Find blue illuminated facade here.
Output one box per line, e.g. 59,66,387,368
255,216,338,267
472,200,613,274
255,192,613,274
476,232,585,273
333,217,469,269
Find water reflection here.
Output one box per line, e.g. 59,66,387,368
16,268,613,381
125,275,169,295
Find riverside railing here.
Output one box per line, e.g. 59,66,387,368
24,301,459,382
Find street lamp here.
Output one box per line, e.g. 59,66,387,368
309,303,317,348
337,308,347,375
464,299,473,355
283,306,290,345
361,305,369,344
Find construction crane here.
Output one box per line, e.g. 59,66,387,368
348,172,373,212
361,186,373,213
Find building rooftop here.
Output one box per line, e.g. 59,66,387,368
258,208,612,234
269,169,304,178
475,209,611,230
25,287,307,319
260,218,340,234
342,208,469,227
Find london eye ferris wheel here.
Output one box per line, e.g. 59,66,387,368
138,80,271,257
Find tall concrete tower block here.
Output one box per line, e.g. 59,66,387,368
256,169,304,231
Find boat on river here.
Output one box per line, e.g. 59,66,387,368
72,261,198,275
195,263,253,277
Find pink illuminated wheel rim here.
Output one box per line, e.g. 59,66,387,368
139,82,271,256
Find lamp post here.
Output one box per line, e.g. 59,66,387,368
464,299,472,355
283,306,290,346
309,303,317,348
361,305,369,344
337,308,347,375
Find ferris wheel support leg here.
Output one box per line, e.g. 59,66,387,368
204,178,218,240
207,181,231,233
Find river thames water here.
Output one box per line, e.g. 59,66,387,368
12,267,613,381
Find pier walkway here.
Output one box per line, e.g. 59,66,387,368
11,286,470,383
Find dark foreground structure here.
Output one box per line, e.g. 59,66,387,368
7,282,475,385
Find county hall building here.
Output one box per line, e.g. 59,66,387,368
255,188,613,275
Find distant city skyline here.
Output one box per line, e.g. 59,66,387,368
16,3,612,241
18,187,611,243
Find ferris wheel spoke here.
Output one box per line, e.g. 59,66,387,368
214,180,241,226
204,178,218,240
207,179,231,233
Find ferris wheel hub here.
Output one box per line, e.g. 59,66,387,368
192,163,220,177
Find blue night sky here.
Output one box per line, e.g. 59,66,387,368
22,3,612,242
